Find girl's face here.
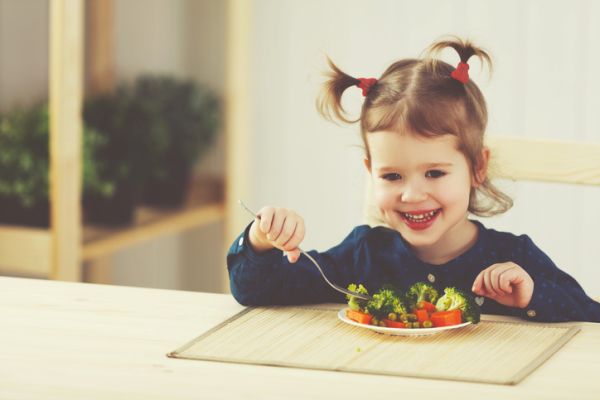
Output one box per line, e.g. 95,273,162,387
366,131,484,264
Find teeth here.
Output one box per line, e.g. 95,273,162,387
402,210,438,222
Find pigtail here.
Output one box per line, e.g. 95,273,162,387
316,58,362,124
424,35,493,78
425,37,512,216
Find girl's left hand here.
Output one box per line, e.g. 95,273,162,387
472,262,534,308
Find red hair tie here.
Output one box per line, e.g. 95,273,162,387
451,61,469,84
357,78,377,96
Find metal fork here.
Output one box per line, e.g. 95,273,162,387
238,200,370,301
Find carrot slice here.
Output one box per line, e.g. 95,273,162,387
430,309,462,327
346,309,373,325
416,301,437,313
415,308,430,325
383,319,405,328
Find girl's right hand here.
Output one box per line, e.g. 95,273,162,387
248,206,305,263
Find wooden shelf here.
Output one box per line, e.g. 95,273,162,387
82,202,224,261
0,175,224,276
0,225,52,277
82,174,224,260
0,202,224,276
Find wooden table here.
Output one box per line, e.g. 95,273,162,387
1,277,598,399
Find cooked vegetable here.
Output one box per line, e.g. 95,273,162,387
346,309,373,325
345,283,370,311
416,301,437,313
430,310,462,327
435,287,481,324
365,285,407,319
344,282,479,330
383,319,405,328
406,282,440,311
415,308,429,325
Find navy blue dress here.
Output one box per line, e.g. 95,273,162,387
227,220,600,322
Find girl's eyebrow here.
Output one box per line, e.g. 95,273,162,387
374,166,400,173
375,163,453,172
420,162,453,168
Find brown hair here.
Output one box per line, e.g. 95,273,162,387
317,36,512,217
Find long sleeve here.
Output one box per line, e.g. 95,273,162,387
227,220,600,323
227,223,373,306
511,235,600,322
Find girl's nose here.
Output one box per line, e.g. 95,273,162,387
400,181,427,203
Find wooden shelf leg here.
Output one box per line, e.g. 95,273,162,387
49,0,84,281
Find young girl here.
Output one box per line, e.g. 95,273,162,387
227,36,600,323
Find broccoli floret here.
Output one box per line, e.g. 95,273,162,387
346,283,369,311
365,285,407,318
462,299,481,324
405,282,440,310
435,287,465,310
435,287,481,324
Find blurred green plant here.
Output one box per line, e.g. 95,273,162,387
83,84,169,190
133,76,220,206
133,76,220,178
0,73,220,227
0,103,113,215
82,84,170,224
84,75,220,211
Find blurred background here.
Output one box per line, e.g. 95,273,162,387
1,0,599,297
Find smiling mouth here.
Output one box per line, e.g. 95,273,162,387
400,209,441,223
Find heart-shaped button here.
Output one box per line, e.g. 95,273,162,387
475,296,484,306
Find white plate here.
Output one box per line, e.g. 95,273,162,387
338,308,471,336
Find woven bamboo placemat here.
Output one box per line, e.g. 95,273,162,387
168,305,580,385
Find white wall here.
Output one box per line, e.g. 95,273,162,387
0,0,48,110
240,0,600,296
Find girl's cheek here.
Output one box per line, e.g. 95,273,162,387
373,185,396,209
437,181,471,208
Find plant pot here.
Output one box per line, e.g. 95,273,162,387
142,163,191,208
0,197,50,228
84,183,141,226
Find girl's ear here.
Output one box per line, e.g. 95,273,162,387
363,158,372,173
472,147,490,187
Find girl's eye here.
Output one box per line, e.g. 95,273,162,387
381,173,401,181
425,170,446,178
